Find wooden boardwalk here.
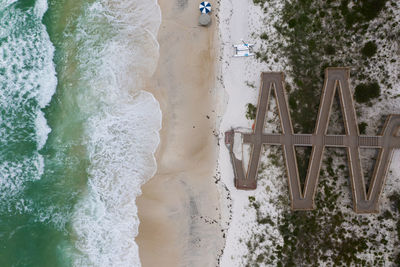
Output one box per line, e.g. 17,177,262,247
225,68,400,213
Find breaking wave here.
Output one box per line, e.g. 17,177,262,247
66,0,162,266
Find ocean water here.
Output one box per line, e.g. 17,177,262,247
0,0,161,266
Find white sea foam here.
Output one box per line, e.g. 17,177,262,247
35,111,52,150
33,0,48,19
0,152,44,213
0,0,17,11
0,1,56,205
73,92,161,266
70,0,162,266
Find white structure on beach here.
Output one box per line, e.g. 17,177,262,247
233,42,254,57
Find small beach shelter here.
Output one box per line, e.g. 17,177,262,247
199,1,212,14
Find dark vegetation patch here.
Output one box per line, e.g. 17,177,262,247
253,0,268,8
325,44,336,55
246,103,257,120
358,122,368,134
260,32,268,40
354,82,380,103
294,146,311,191
361,41,378,57
388,192,400,249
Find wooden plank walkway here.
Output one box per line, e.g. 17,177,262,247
225,68,400,213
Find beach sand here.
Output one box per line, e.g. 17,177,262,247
136,1,224,266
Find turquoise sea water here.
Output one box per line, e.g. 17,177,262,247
0,0,161,266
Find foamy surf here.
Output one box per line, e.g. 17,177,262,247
66,0,162,266
73,92,161,266
0,0,161,264
0,0,56,209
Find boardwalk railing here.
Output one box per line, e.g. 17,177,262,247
225,68,400,213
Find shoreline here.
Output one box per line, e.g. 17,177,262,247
136,0,225,266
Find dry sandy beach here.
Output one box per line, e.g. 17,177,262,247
136,0,400,265
136,0,224,266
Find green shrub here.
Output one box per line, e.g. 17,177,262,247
395,253,400,266
358,0,388,20
325,44,336,55
297,14,310,26
260,32,268,40
354,82,380,103
253,0,267,7
246,103,257,120
389,192,400,213
361,41,377,57
358,122,368,134
288,18,296,28
288,95,297,110
345,12,362,28
340,0,349,15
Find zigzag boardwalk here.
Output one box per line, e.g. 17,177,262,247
225,68,400,213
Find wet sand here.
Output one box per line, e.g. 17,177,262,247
136,1,224,266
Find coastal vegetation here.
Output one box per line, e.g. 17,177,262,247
294,146,311,189
361,41,378,58
242,0,400,265
246,103,257,120
358,122,368,134
354,82,381,103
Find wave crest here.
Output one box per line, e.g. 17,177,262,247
69,0,162,266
